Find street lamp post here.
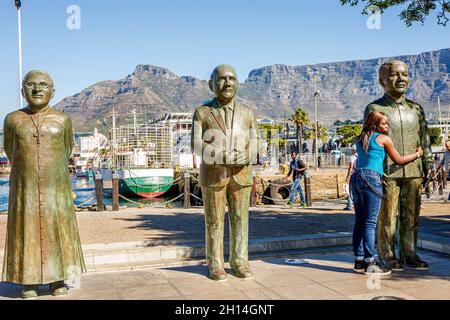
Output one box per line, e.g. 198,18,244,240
313,76,320,169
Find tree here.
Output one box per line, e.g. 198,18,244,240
290,108,310,154
258,123,283,157
305,125,330,153
337,124,363,147
340,0,450,26
427,127,443,146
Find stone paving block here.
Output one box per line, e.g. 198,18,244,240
421,240,444,253
292,239,312,249
254,269,315,288
226,278,267,291
127,249,162,262
309,237,334,248
320,277,393,296
118,284,181,300
171,280,237,297
248,241,269,252
270,283,349,300
161,247,178,260
184,290,250,300
348,288,419,300
242,288,282,300
335,236,352,246
93,252,129,265
401,283,450,300
444,244,450,255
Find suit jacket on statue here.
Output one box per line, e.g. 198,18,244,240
191,98,257,187
364,94,433,179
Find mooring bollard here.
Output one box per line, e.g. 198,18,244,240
336,174,340,199
439,167,444,196
304,172,312,207
184,172,191,209
251,173,257,207
441,167,447,190
112,171,119,211
95,172,103,212
443,169,448,189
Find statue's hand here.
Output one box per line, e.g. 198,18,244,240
226,149,248,166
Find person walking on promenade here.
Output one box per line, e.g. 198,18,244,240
344,145,358,210
442,140,450,200
351,111,423,275
286,152,307,208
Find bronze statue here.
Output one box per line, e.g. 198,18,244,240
2,70,86,299
191,65,257,281
364,60,433,271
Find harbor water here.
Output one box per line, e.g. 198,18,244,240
0,175,181,213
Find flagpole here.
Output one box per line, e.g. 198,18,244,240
17,5,23,108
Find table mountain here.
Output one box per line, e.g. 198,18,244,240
55,48,449,132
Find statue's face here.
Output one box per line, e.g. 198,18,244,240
381,63,409,97
210,66,238,103
22,73,55,110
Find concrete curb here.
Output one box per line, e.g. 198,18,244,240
81,232,353,272
418,232,450,256
0,231,448,274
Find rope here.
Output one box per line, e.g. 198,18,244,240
119,194,145,207
75,196,97,208
268,181,293,188
259,194,289,202
162,193,184,205
190,193,203,202
125,175,183,189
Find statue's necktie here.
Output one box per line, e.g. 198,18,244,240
225,106,232,129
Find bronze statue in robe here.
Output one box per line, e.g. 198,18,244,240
2,70,86,299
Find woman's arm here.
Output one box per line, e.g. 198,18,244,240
377,134,422,165
346,162,354,183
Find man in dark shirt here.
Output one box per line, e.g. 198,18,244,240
285,152,307,208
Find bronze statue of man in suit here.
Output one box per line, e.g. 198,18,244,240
364,60,432,271
191,65,257,281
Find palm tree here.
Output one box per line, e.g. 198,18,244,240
305,124,329,153
290,108,309,154
258,123,283,158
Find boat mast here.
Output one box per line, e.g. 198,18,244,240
112,107,117,169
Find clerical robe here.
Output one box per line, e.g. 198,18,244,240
2,107,86,285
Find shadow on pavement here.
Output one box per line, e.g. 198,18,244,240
114,210,356,245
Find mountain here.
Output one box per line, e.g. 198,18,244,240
55,48,450,132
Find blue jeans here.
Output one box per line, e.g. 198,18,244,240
289,177,305,204
350,169,383,262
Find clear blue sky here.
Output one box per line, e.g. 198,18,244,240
0,0,448,126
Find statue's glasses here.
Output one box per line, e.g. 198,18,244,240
24,82,53,90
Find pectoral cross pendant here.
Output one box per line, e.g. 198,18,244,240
33,131,41,144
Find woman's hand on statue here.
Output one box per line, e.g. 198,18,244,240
416,147,423,157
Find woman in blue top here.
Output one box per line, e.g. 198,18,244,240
351,111,423,275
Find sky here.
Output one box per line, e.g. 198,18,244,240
0,0,448,126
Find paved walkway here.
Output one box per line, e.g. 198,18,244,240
1,250,449,300
0,200,449,300
1,201,449,248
